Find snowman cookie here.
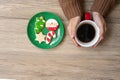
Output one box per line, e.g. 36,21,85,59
45,19,59,44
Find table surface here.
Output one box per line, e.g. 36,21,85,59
0,0,120,80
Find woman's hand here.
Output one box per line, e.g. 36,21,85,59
92,12,107,47
68,12,106,47
67,16,81,47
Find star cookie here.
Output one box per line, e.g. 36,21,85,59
35,32,46,43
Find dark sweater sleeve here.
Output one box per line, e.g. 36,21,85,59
92,0,116,17
59,0,83,20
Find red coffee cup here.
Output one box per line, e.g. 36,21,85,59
75,12,100,47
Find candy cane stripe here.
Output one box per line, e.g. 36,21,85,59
46,38,50,42
46,31,56,44
48,32,52,37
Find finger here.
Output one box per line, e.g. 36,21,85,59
72,39,80,47
71,37,80,47
92,36,104,47
67,22,72,36
92,29,104,48
98,16,105,34
93,32,104,47
100,15,107,33
104,23,107,33
92,40,101,48
68,25,80,47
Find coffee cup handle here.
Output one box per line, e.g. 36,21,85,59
85,12,91,20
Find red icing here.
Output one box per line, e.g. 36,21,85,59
46,38,50,42
47,26,58,31
48,32,52,37
52,31,55,35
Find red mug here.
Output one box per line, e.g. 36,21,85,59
75,12,100,47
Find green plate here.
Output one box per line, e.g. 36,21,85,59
27,12,64,49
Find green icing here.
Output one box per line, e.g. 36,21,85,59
34,16,45,34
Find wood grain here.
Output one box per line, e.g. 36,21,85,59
0,0,120,80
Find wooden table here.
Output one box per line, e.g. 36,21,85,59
0,0,120,80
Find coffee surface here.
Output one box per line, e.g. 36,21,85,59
77,24,95,43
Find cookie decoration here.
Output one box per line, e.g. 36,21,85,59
45,19,59,44
34,16,45,34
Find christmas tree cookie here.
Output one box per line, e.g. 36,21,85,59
34,16,45,34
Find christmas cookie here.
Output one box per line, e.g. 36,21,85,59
35,32,46,43
45,19,59,44
34,16,45,34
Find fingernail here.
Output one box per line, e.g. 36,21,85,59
76,45,80,48
93,45,96,48
71,35,74,39
101,37,104,40
77,44,80,47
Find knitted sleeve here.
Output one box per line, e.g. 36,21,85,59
92,0,116,17
59,0,83,20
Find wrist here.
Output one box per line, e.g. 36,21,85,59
92,12,100,16
69,16,81,22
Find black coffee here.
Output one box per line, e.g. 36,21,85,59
76,24,95,42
